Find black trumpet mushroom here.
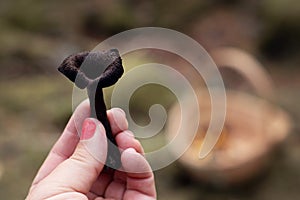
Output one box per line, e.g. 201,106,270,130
58,49,124,169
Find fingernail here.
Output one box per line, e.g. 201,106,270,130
81,118,97,140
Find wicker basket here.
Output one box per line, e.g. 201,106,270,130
166,47,291,186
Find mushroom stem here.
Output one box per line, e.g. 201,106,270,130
87,82,121,169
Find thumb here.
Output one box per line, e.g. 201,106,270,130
43,118,108,194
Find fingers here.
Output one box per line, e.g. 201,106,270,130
116,131,143,154
101,148,155,200
41,118,108,194
107,108,143,154
89,108,145,197
31,99,90,186
107,108,128,135
107,108,142,154
122,148,156,200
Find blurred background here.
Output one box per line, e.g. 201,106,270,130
0,0,300,199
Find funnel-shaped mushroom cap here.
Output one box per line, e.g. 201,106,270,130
58,49,123,89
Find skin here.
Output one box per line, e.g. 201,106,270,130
26,100,156,200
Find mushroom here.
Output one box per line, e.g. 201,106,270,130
58,49,124,169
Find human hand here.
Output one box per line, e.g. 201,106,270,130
26,100,156,200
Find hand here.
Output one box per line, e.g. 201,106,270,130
26,100,156,200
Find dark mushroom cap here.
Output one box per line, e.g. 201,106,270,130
58,49,124,89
